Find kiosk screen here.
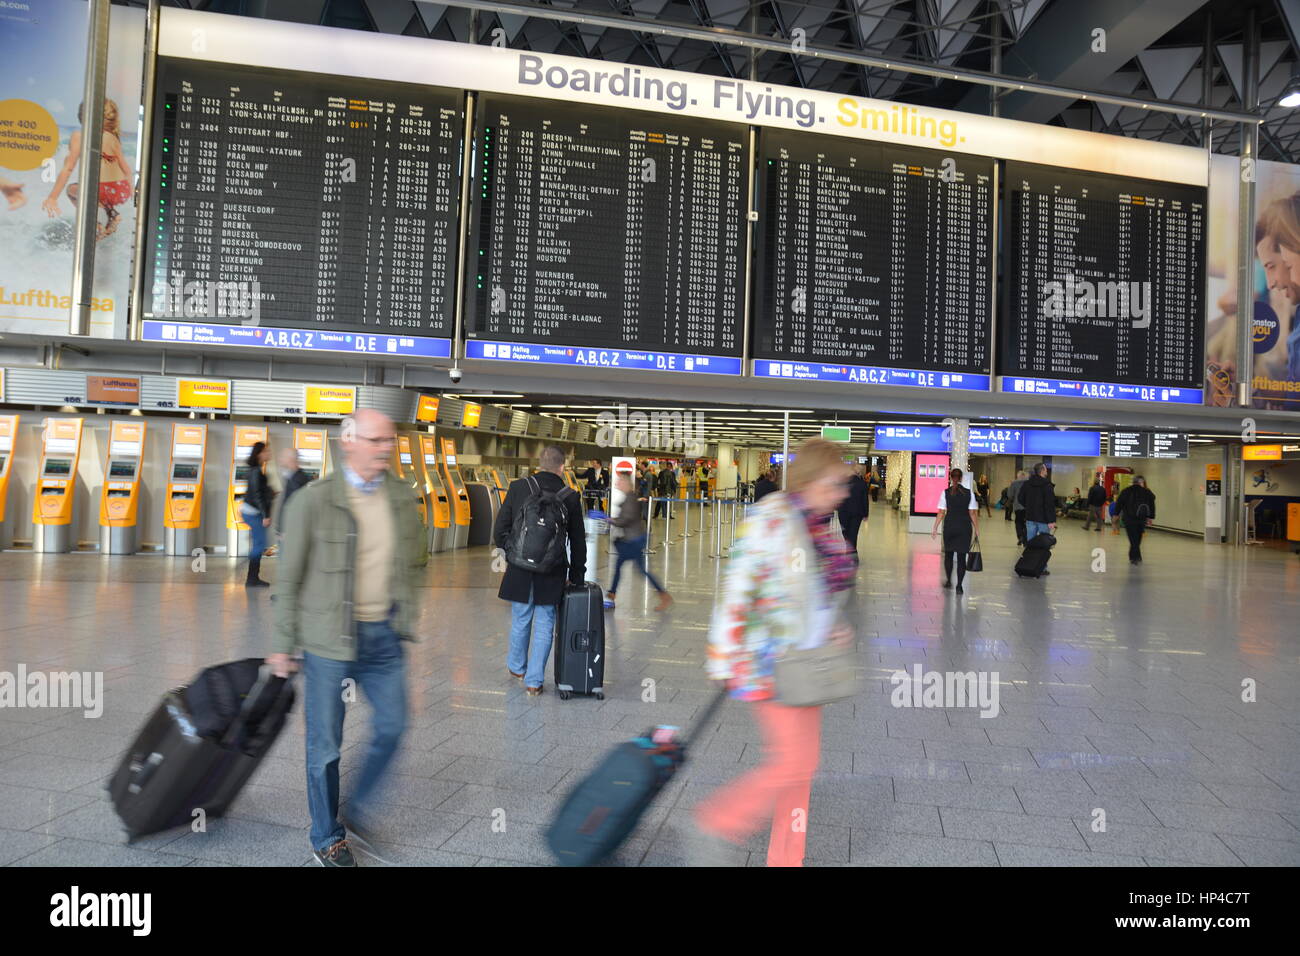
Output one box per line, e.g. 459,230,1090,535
109,461,137,479
172,463,199,480
234,465,250,482
43,459,72,476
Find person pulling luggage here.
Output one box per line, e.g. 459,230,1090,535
269,409,427,867
494,445,586,696
1017,463,1057,575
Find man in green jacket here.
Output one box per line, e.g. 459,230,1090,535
269,408,426,867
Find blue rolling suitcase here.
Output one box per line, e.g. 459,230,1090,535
546,686,728,866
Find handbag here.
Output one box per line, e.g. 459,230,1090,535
966,535,983,572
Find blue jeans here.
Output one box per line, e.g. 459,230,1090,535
303,619,408,853
609,535,664,594
508,583,558,689
242,508,268,559
1026,520,1052,543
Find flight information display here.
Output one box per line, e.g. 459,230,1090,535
1109,431,1189,459
465,94,748,370
142,57,462,354
752,129,994,387
1002,161,1206,400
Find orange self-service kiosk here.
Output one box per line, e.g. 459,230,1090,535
394,434,427,528
99,420,146,555
488,468,508,505
227,425,267,557
439,438,471,549
32,418,84,553
0,414,17,548
164,423,207,556
293,427,328,480
419,433,451,553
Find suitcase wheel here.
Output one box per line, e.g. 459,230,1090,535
559,690,571,700
594,692,604,701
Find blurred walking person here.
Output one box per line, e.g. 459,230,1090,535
275,447,312,537
495,445,587,696
976,473,993,517
836,464,870,566
242,441,275,588
1115,476,1156,564
693,439,856,867
269,409,426,867
604,472,672,612
931,467,979,593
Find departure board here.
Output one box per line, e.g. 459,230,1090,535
465,94,747,358
753,129,994,374
145,57,462,339
1003,161,1206,392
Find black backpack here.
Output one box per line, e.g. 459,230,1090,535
507,476,573,574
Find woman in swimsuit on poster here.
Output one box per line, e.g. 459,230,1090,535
41,98,133,241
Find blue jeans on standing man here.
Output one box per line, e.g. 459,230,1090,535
303,618,407,853
508,582,558,689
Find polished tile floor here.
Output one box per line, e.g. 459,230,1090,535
0,503,1297,866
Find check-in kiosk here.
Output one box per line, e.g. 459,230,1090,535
488,468,508,505
562,466,581,492
32,418,84,553
226,425,267,557
439,438,471,549
0,415,17,549
394,434,428,528
463,465,500,548
99,420,146,555
419,434,451,553
164,423,207,556
293,427,328,480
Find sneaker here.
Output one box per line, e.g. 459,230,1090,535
603,593,616,610
525,685,544,697
313,839,357,868
655,591,674,612
507,667,524,680
342,815,395,865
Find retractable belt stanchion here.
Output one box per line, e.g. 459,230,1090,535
682,496,694,538
644,498,659,555
699,496,708,535
664,496,675,544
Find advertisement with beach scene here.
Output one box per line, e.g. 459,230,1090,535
0,0,144,339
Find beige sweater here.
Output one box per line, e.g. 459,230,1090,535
344,480,395,622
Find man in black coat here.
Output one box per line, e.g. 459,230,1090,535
753,470,778,501
493,445,586,696
653,463,677,518
1017,463,1057,571
1083,478,1108,531
1115,476,1156,564
837,465,870,565
275,448,313,535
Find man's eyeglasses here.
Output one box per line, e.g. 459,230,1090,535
356,434,396,446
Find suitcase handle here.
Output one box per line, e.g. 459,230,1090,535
220,664,287,748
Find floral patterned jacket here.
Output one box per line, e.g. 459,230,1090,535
706,492,843,701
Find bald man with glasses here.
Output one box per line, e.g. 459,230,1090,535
270,408,427,867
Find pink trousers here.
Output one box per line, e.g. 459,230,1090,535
694,699,823,867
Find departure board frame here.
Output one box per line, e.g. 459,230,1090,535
462,92,748,376
750,127,996,392
1000,160,1207,405
137,56,464,359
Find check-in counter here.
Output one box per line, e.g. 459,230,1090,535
164,423,206,556
32,418,84,553
99,420,146,555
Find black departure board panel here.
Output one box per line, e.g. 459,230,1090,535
146,57,462,337
1110,431,1189,459
465,94,747,357
1003,161,1206,390
753,129,994,372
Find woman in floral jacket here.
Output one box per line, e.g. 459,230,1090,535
694,439,856,867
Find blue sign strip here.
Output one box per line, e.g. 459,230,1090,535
752,360,990,391
465,340,743,375
141,321,452,358
1000,376,1203,405
874,425,1101,456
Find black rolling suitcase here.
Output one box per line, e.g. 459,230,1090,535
109,658,295,840
547,686,729,866
1015,533,1056,578
554,581,605,700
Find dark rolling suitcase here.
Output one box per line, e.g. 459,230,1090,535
547,686,728,866
554,581,605,701
109,658,295,840
1015,533,1056,578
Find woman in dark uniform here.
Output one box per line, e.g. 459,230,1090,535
930,467,979,594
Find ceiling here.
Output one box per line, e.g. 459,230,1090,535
148,0,1300,161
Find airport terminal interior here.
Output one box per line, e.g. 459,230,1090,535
1,0,1299,874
